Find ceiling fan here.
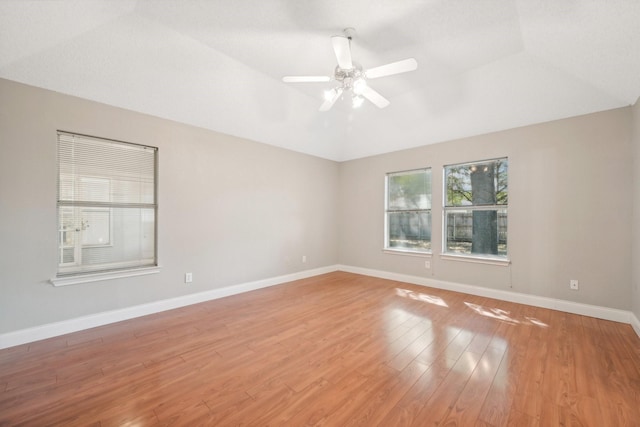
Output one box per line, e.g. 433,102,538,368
283,28,418,112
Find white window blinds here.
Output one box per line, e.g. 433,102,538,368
57,131,158,276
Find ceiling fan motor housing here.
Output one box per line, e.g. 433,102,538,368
334,62,364,91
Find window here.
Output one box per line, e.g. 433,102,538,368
444,158,508,259
385,168,432,253
57,131,158,276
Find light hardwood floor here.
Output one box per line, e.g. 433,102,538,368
1,272,639,426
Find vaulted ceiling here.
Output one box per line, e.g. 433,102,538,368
2,0,639,161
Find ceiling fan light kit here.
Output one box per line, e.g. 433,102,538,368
282,28,418,112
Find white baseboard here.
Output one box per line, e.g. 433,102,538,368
337,265,635,327
0,265,339,350
2,264,638,350
631,312,640,338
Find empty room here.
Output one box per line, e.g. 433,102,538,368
1,1,640,425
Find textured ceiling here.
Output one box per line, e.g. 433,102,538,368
1,0,639,161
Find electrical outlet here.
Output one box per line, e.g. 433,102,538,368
424,260,431,269
570,279,578,290
302,255,307,263
185,272,193,283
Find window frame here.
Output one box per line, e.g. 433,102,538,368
442,157,509,264
384,167,432,256
53,131,159,284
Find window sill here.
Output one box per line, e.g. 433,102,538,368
50,266,161,287
383,249,432,258
439,253,510,266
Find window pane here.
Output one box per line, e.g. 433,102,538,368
445,208,507,257
81,207,155,267
445,159,508,207
58,206,155,273
388,211,432,251
81,209,111,246
57,132,157,276
388,170,431,210
386,168,432,253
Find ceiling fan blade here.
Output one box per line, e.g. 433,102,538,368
365,58,418,79
331,35,353,70
319,88,343,112
361,85,390,109
282,76,331,83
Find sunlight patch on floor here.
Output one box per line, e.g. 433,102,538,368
395,288,449,307
464,302,549,327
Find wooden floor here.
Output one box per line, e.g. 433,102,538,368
1,272,639,426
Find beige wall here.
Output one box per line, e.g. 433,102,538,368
0,78,339,333
0,77,636,337
632,98,640,320
339,108,633,310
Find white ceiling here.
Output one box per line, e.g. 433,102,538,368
1,0,639,161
